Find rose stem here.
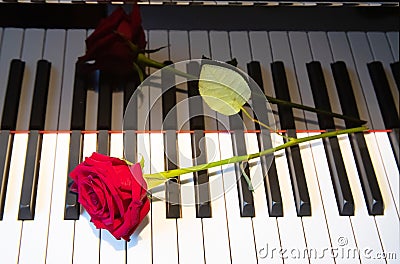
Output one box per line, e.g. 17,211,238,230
144,126,367,180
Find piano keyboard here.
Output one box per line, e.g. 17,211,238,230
0,26,398,264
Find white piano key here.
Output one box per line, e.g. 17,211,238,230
307,135,359,264
271,133,308,264
176,133,205,264
169,30,190,131
58,29,87,131
289,32,335,264
373,132,399,217
367,32,399,113
147,30,179,263
209,29,257,263
270,31,309,264
73,133,100,264
352,32,400,218
18,134,57,264
296,133,335,264
307,31,359,264
46,29,86,264
208,30,230,129
329,31,386,263
364,132,400,264
169,29,205,263
46,133,75,264
0,28,23,122
336,134,385,264
189,30,217,131
189,31,211,59
19,28,64,264
189,30,231,263
150,132,179,264
245,133,282,264
126,133,152,264
100,133,126,264
288,32,319,130
0,133,28,263
229,31,281,263
229,31,251,71
202,133,232,264
386,32,399,61
248,31,275,96
2,28,44,262
148,30,167,132
16,29,45,131
218,132,257,264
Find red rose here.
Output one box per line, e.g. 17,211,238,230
70,152,149,241
77,5,146,76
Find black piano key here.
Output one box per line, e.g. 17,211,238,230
70,63,87,131
231,126,255,217
247,61,283,217
64,64,90,220
331,61,384,215
367,61,399,129
124,79,139,131
191,130,211,218
306,61,354,216
264,156,283,217
271,61,311,216
323,135,354,215
390,61,400,92
1,59,25,130
97,130,110,156
64,130,82,220
18,60,51,220
164,130,180,218
124,77,140,113
305,61,336,128
285,129,311,216
97,72,112,131
97,71,112,156
388,128,399,168
270,61,295,130
329,61,361,127
18,130,42,220
0,131,13,220
29,60,51,130
123,80,138,167
162,61,181,218
187,61,211,218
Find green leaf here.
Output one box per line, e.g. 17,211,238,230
139,155,145,169
144,174,168,190
199,64,251,116
122,158,133,166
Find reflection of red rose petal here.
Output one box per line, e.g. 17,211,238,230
77,4,147,75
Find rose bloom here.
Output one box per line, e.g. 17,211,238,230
70,152,150,241
77,5,146,76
